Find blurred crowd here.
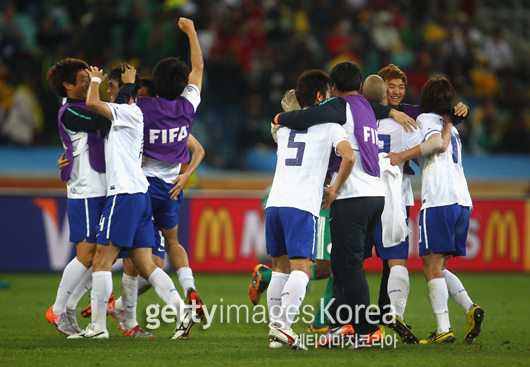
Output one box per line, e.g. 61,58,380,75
0,0,529,169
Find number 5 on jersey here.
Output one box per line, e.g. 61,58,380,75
285,129,308,167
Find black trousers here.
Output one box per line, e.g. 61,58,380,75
328,196,384,335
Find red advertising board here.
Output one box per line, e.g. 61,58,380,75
189,197,267,272
187,196,530,273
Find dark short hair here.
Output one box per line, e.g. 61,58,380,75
330,62,363,93
152,57,190,100
108,64,141,99
295,69,332,108
47,58,89,97
140,77,156,97
420,77,455,116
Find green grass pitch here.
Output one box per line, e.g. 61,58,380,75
0,272,529,366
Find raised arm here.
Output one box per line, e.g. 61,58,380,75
439,117,453,153
275,97,347,130
168,134,205,200
385,133,443,166
85,67,113,120
368,101,418,132
114,83,135,104
62,106,111,134
179,18,203,92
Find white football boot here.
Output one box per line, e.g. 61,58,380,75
268,327,307,351
67,323,109,339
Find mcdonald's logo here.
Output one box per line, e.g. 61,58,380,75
484,209,520,263
195,207,236,263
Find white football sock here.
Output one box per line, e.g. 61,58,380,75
53,257,88,314
267,271,289,329
91,271,112,331
121,273,139,331
443,269,474,314
388,265,410,319
148,268,184,318
66,265,93,310
115,276,153,310
114,296,124,311
176,267,195,296
427,278,451,333
137,276,152,297
281,270,309,330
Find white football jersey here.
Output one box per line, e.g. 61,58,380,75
377,117,422,212
266,123,349,217
64,129,107,199
330,106,384,199
105,103,149,195
142,84,201,183
417,113,472,210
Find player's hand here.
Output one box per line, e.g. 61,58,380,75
271,123,283,144
178,18,196,34
390,109,418,132
86,66,106,82
281,89,301,112
57,153,70,170
322,186,337,210
121,65,136,84
453,102,468,117
384,152,403,166
169,173,190,200
141,154,148,167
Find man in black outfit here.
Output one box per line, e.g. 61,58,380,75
275,62,384,347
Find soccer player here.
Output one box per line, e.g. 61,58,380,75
135,17,206,320
101,55,205,336
375,64,469,330
361,74,422,343
46,58,123,336
97,66,160,338
385,77,485,344
275,62,385,348
249,80,419,320
58,74,149,328
266,69,354,350
59,68,206,337
137,77,155,99
68,65,190,340
249,90,334,334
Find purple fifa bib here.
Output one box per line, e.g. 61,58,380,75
342,94,380,178
58,102,106,182
401,103,421,120
137,97,194,164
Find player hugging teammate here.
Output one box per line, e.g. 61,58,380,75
45,16,484,347
252,62,485,349
47,18,206,340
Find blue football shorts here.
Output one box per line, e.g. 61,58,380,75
266,207,317,261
